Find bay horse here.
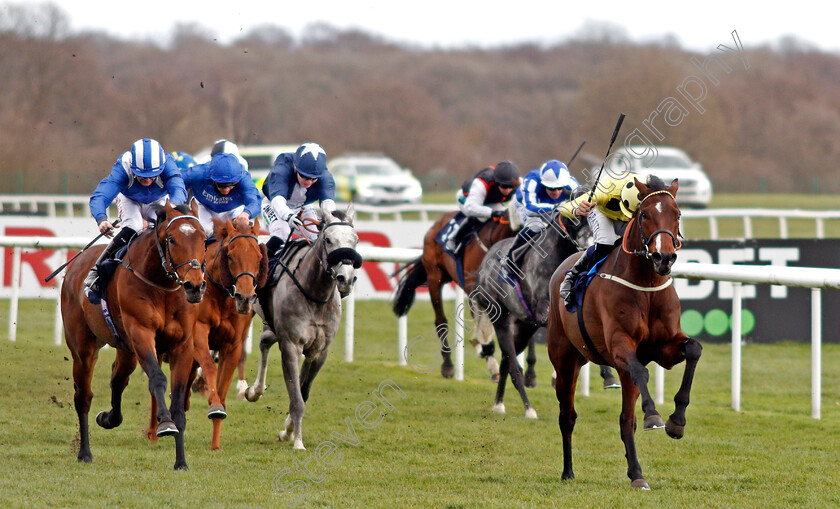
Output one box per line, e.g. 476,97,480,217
244,207,361,450
546,176,702,489
147,217,268,450
392,209,515,380
62,201,207,470
473,209,580,418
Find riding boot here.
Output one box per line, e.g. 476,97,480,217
445,216,480,252
558,249,590,306
501,228,537,284
443,216,464,252
265,236,284,260
83,226,136,303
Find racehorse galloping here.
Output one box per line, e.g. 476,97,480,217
392,210,514,379
63,201,206,470
474,210,580,418
245,207,361,450
547,177,702,489
147,217,268,450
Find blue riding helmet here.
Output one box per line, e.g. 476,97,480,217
293,142,328,179
539,160,578,190
171,151,197,170
130,138,167,178
209,153,244,184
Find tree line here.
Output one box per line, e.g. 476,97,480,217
2,2,839,195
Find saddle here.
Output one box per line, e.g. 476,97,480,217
85,244,130,305
564,243,612,314
265,238,310,288
435,212,481,258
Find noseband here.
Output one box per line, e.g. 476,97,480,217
156,215,205,285
622,190,682,260
318,221,363,280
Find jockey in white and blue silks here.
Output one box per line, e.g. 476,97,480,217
260,142,337,257
182,153,262,238
500,160,580,283
84,138,188,302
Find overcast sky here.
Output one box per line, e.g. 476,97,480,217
16,0,840,53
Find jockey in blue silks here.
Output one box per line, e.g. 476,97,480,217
260,142,337,257
182,152,262,238
84,138,188,302
500,159,580,283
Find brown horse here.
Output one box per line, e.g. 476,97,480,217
62,201,207,470
393,209,515,378
147,217,268,450
547,177,702,489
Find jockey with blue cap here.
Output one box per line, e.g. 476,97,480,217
260,142,336,257
181,152,262,238
500,160,580,283
84,138,188,302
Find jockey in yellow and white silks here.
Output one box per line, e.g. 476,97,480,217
557,171,643,305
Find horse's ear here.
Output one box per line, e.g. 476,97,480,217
154,203,168,225
634,177,651,197
321,203,336,224
189,199,199,217
213,217,226,238
251,215,261,234
668,178,679,197
344,203,356,224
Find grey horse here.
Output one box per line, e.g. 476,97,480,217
245,206,361,450
473,211,615,418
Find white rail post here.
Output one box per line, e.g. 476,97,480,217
8,247,22,342
655,363,665,405
398,314,408,366
53,248,67,346
344,288,355,362
811,288,822,419
580,363,590,396
731,282,742,412
454,286,465,381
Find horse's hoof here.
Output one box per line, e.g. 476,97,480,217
665,418,685,439
525,373,537,388
561,472,574,481
631,478,651,490
156,421,179,437
207,405,227,419
278,430,291,442
236,380,248,400
77,453,92,464
524,407,538,419
441,364,455,379
643,413,665,431
490,373,500,383
492,402,506,414
174,463,190,471
293,439,306,450
602,377,621,389
95,411,121,429
244,387,262,402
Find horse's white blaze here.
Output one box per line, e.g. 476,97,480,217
179,223,197,236
654,233,663,252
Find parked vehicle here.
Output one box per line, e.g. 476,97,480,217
603,146,712,208
330,153,423,204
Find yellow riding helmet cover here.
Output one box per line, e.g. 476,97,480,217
618,174,642,219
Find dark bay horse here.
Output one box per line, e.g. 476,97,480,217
393,209,515,379
245,207,361,450
62,201,207,470
147,217,268,450
473,210,580,418
547,177,702,489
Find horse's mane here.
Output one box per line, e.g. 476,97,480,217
643,174,667,191
330,210,350,222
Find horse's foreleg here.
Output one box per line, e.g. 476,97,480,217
617,371,648,489
236,345,248,399
211,335,246,450
525,336,537,388
96,347,137,430
132,330,177,438
299,348,329,403
493,318,536,418
612,342,663,431
245,329,275,402
666,337,703,439
193,324,225,419
168,339,194,471
548,337,584,481
70,341,99,463
428,275,454,378
471,308,499,382
599,365,621,389
278,341,306,450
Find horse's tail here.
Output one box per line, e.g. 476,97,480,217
392,258,427,316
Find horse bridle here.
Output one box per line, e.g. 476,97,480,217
155,215,206,285
317,221,363,280
623,190,682,260
208,233,261,297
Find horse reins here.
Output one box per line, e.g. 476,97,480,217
120,215,205,291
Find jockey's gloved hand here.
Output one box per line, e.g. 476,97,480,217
97,218,116,238
286,213,303,231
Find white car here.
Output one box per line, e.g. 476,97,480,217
603,145,712,208
330,153,423,204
